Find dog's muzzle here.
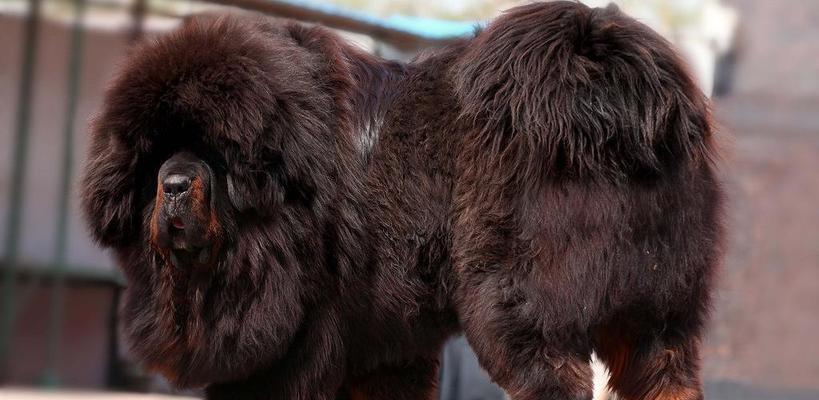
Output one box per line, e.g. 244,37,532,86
150,152,219,268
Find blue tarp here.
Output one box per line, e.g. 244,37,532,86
279,0,480,39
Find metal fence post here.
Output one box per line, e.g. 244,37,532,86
39,0,87,387
0,0,42,380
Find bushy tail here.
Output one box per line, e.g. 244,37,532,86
452,1,714,180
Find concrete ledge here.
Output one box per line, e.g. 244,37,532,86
0,388,196,400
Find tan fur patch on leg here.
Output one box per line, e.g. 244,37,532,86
595,330,633,393
348,388,364,400
652,386,701,400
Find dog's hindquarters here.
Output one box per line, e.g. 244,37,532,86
450,2,722,399
452,171,720,400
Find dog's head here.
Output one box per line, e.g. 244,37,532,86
81,13,358,387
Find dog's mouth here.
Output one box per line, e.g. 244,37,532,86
168,218,211,265
170,216,186,230
154,209,215,267
166,215,193,249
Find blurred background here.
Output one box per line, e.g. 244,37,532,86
0,0,817,399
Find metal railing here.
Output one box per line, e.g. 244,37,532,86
1,0,97,385
2,0,51,384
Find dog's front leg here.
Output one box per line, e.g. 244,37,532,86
206,306,347,400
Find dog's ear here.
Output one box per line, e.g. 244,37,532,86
226,174,248,212
281,22,357,121
81,121,145,248
212,19,355,215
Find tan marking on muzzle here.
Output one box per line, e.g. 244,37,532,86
149,179,166,252
189,176,223,265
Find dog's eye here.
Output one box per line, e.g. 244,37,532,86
226,174,250,211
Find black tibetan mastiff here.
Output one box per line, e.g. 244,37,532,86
81,2,723,399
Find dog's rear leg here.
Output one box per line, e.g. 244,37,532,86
596,325,704,400
455,274,594,400
341,358,439,400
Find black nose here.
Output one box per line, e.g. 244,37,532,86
163,174,191,196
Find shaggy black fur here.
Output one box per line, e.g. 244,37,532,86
81,2,723,400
